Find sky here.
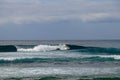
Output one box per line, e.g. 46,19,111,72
0,0,120,40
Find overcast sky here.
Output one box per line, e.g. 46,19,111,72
0,0,120,40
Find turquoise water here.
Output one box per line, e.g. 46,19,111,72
0,40,120,80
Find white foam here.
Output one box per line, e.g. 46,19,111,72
0,67,120,78
98,55,120,60
18,44,69,52
80,55,120,60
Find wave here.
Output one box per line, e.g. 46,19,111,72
0,57,119,64
74,47,120,54
0,45,17,52
0,44,120,54
64,44,120,54
17,44,69,52
16,44,120,54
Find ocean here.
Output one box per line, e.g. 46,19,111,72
0,40,120,80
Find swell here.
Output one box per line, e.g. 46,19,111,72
0,45,17,52
0,44,120,54
66,44,120,54
0,57,119,64
16,44,120,54
73,47,120,54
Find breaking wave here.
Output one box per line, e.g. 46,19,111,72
17,44,69,52
17,44,120,54
0,44,120,54
0,56,120,64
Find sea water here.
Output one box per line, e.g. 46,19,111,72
0,40,120,80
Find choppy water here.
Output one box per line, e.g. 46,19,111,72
0,40,120,80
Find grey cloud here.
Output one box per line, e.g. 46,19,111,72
0,0,120,24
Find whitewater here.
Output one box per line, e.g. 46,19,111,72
17,44,69,52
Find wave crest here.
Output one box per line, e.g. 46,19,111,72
17,44,69,52
0,57,119,64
